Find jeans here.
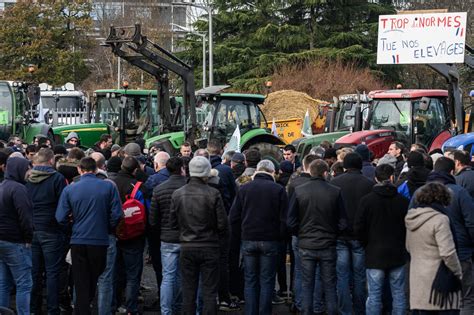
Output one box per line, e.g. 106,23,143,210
31,231,66,315
180,247,219,315
116,239,145,313
336,239,366,315
299,246,337,315
461,259,474,315
160,242,181,315
412,311,460,315
241,240,279,315
97,235,117,315
292,236,324,313
366,265,407,315
0,240,32,315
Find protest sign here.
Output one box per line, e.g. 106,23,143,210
377,12,467,64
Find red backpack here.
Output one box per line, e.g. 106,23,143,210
116,182,146,240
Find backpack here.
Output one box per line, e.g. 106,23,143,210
116,182,146,240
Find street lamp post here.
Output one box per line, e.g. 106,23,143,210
172,1,213,86
171,23,207,88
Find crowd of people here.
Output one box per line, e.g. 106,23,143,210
0,132,473,315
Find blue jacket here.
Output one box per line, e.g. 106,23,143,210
56,173,123,246
210,155,236,212
145,168,170,192
415,171,474,261
456,167,474,199
0,158,33,243
229,172,288,241
26,166,67,232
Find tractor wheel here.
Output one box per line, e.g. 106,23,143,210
249,142,283,163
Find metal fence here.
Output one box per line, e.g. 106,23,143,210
30,108,119,126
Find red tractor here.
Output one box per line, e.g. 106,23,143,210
335,89,452,158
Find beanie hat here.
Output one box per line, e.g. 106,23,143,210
407,151,424,168
189,156,211,178
279,160,294,174
323,148,337,160
53,145,68,156
231,152,245,163
355,144,370,162
244,149,261,168
123,143,141,157
107,156,122,173
111,144,121,153
65,132,79,143
343,152,363,170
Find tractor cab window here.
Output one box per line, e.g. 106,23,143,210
370,99,411,143
41,96,82,110
413,98,447,146
214,100,258,138
95,95,120,124
0,83,13,125
338,102,357,130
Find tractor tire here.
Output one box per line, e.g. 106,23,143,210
249,142,283,164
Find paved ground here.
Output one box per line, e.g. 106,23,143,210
138,261,292,315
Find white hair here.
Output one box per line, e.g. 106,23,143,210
154,151,170,166
256,159,275,173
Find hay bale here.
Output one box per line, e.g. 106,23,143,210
262,90,328,121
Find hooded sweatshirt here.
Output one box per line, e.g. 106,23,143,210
0,157,33,243
354,182,409,269
26,165,67,232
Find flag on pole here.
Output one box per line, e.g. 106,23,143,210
271,118,278,137
301,109,313,137
224,124,241,154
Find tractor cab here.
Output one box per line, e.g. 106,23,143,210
336,89,451,158
199,93,267,146
93,89,163,144
0,81,14,140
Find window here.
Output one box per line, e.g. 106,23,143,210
0,82,13,125
413,98,447,146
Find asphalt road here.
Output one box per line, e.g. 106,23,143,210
138,260,292,315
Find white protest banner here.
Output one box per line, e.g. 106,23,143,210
377,12,467,64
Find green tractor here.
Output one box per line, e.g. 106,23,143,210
295,93,371,157
105,24,285,160
52,89,172,148
0,80,54,144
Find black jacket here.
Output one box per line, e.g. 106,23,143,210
456,166,474,199
0,158,33,243
170,177,228,247
287,173,311,200
330,169,374,240
150,174,186,243
26,165,67,233
354,183,409,269
288,177,347,249
229,172,289,242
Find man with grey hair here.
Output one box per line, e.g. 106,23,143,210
229,159,289,314
170,156,228,314
145,151,171,191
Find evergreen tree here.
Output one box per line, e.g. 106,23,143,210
0,0,93,85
